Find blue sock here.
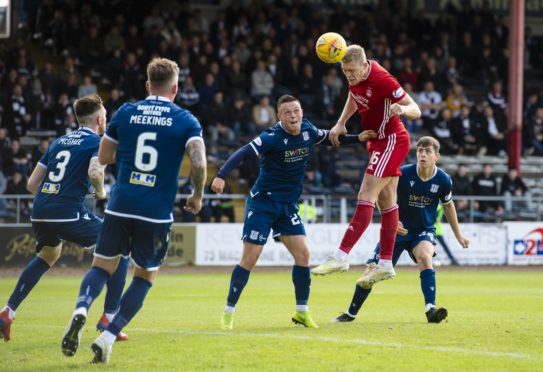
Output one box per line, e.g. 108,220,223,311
7,256,50,311
420,269,436,307
107,277,152,336
226,265,251,308
75,267,110,311
292,266,310,306
103,257,129,314
348,285,372,316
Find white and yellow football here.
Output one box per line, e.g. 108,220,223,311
315,32,347,63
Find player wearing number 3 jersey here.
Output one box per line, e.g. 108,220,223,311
62,58,207,363
313,45,422,286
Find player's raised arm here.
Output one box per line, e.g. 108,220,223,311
329,94,357,146
26,163,47,195
442,200,469,249
210,142,258,194
185,139,207,214
389,93,422,121
88,158,106,200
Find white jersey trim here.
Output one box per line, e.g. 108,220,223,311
374,133,396,177
131,258,160,271
105,209,173,223
378,98,391,139
37,162,47,169
103,133,119,144
249,142,259,155
31,212,80,222
185,136,204,148
94,252,131,260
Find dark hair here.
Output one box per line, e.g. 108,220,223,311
416,136,440,153
277,94,299,111
73,94,103,125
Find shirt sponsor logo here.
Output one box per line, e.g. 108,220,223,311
408,194,433,208
130,171,156,187
41,182,60,194
351,92,369,109
393,87,404,98
284,147,309,163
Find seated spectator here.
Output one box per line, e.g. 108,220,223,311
298,63,319,116
0,170,9,217
104,88,124,120
431,108,459,154
121,52,144,100
401,82,423,133
320,72,341,121
227,97,252,137
12,84,32,137
77,75,97,98
250,60,274,99
5,171,31,214
446,83,469,118
54,93,72,136
487,80,507,121
31,138,49,169
206,91,234,143
483,106,507,156
443,56,461,87
451,105,482,155
252,95,276,131
226,59,249,99
177,75,200,114
524,107,543,156
398,57,418,88
418,81,442,131
472,164,501,213
451,163,472,215
11,139,30,177
501,168,532,213
198,73,218,109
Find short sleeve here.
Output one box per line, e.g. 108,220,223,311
91,138,100,158
38,150,49,168
184,113,204,147
249,131,276,155
104,108,123,144
382,74,406,104
440,177,453,204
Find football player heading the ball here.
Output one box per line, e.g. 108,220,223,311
312,44,422,288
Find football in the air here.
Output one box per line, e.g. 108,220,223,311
315,32,347,63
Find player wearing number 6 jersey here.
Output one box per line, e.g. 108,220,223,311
313,45,421,286
211,95,376,331
62,58,207,363
0,95,130,343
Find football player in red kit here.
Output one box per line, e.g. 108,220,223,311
312,45,421,287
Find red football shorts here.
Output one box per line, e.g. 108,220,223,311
365,130,410,178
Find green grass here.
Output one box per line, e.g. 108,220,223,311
1,269,542,371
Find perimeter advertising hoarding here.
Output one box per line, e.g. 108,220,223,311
505,222,543,265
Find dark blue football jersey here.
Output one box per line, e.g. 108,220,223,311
31,127,100,221
397,163,453,233
249,119,327,204
104,95,203,222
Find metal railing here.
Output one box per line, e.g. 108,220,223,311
0,194,542,225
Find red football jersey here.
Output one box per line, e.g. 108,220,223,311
349,60,407,139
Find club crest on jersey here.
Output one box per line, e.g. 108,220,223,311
303,131,309,141
130,171,156,187
366,88,372,97
254,137,262,146
41,182,60,194
430,184,439,193
393,87,404,98
410,181,415,187
283,139,288,145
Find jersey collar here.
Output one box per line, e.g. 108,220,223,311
78,127,95,134
145,95,171,102
416,164,438,182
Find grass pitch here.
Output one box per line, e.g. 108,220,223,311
0,268,542,371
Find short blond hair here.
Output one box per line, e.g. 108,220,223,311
74,94,103,125
147,58,179,90
342,45,367,64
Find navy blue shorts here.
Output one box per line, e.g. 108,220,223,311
242,193,305,245
32,210,102,252
367,230,437,266
94,213,172,271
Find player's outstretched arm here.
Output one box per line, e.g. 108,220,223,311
442,201,469,249
315,129,376,146
389,94,421,120
185,140,207,214
98,136,117,165
88,157,106,200
330,94,357,146
26,164,47,195
211,144,258,194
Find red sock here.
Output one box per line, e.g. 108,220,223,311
380,205,399,260
339,200,375,254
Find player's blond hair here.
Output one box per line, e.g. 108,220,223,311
342,45,367,64
147,58,179,90
73,94,103,126
417,136,441,153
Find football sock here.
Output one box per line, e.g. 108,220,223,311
226,265,251,308
75,266,110,311
103,257,129,314
339,201,375,254
7,256,50,311
332,249,348,261
420,269,436,308
107,277,152,336
348,285,372,316
292,265,310,307
2,306,16,320
379,205,399,260
379,259,393,268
